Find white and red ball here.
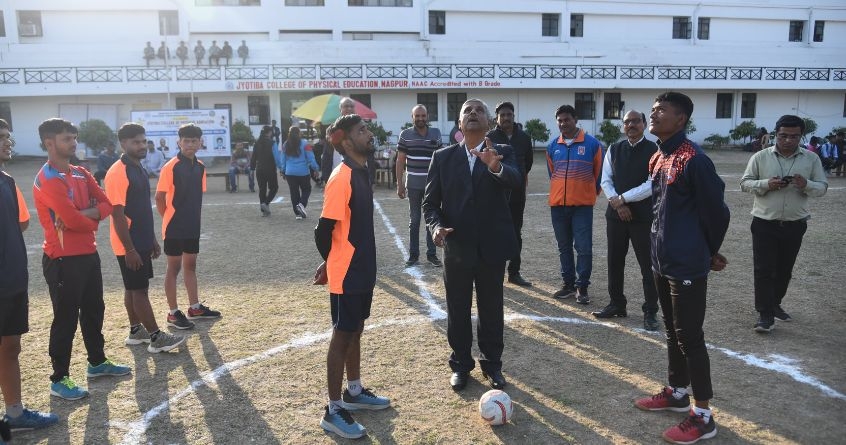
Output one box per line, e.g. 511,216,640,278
479,389,513,426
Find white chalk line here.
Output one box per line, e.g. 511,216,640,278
118,197,845,443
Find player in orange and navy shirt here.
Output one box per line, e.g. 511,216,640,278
313,115,389,440
0,118,59,431
155,123,220,330
33,118,131,401
105,123,185,354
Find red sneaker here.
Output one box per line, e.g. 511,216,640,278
662,410,717,444
634,387,690,412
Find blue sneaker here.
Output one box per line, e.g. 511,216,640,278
341,388,391,411
320,406,366,439
3,408,59,431
87,358,132,378
50,377,89,400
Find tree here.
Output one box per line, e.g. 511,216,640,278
703,133,731,149
801,117,816,137
231,119,256,146
365,121,392,145
685,118,697,135
597,120,622,147
729,120,758,143
832,126,846,136
77,119,115,154
524,118,550,147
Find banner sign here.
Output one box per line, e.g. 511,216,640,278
129,109,231,158
225,79,503,91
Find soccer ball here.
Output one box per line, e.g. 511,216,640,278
479,389,513,426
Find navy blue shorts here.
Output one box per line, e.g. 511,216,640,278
0,291,29,338
116,251,154,290
164,238,200,256
330,292,372,332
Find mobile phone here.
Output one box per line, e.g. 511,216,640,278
782,175,794,183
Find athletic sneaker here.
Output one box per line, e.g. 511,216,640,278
3,408,59,431
50,377,89,400
341,388,391,411
662,410,717,444
187,303,221,319
320,406,366,439
167,310,195,330
295,214,303,220
87,358,132,378
297,203,307,218
634,387,690,412
773,306,792,322
553,283,577,299
575,287,590,304
148,331,186,353
754,314,774,333
0,418,8,443
125,325,151,345
260,203,270,217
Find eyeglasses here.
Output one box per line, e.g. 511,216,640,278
623,119,642,125
776,133,801,140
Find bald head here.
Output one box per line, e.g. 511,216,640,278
412,104,429,131
339,97,355,116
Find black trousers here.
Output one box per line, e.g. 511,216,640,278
43,253,106,382
654,272,713,401
506,184,527,276
751,217,807,315
444,255,505,374
285,175,311,211
606,216,658,314
255,169,279,205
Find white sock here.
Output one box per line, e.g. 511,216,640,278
328,399,344,415
693,406,712,423
169,309,179,315
671,387,688,400
347,379,362,397
190,303,201,310
5,402,24,418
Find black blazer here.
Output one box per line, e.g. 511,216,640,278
423,142,521,266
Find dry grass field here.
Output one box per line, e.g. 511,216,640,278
4,148,845,444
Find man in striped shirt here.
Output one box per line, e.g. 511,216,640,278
396,104,443,267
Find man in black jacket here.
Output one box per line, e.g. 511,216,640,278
423,99,521,391
486,101,534,286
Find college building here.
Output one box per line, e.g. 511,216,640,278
1,0,844,155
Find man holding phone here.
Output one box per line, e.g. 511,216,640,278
740,114,828,333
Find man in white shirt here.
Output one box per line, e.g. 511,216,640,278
142,140,165,177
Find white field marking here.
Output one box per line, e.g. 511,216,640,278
373,200,447,320
119,196,845,443
117,316,426,444
271,196,284,204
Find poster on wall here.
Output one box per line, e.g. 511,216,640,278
129,109,231,158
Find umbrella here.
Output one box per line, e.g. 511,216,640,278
292,94,377,125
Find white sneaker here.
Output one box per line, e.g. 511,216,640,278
125,325,151,345
296,203,307,218
260,203,270,216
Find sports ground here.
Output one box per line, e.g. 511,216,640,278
5,148,845,444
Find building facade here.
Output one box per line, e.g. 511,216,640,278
1,0,844,155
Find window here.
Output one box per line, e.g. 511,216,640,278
429,11,445,35
789,20,804,42
248,96,270,125
673,17,691,39
348,0,412,6
417,93,438,122
350,94,371,109
575,92,595,120
813,21,824,42
159,11,178,36
446,93,467,123
17,11,42,37
740,93,756,119
0,102,12,130
542,13,559,37
603,93,622,120
176,97,199,110
0,12,5,37
570,14,583,37
285,0,324,4
196,0,260,5
716,93,733,119
697,17,710,40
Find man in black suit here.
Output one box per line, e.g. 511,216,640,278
423,99,521,391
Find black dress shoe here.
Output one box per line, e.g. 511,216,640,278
481,370,507,389
450,371,469,391
591,304,627,318
507,273,533,287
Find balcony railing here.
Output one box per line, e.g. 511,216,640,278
2,64,843,86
